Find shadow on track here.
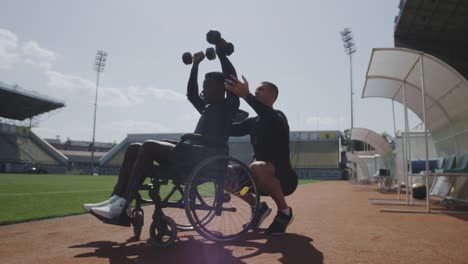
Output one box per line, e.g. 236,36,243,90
71,231,323,264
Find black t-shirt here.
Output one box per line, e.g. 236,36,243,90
232,94,291,170
186,53,239,147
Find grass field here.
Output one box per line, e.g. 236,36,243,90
0,173,320,225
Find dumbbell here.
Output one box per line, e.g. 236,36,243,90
182,48,217,65
206,30,234,56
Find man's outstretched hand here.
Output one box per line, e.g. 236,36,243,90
192,51,205,66
225,74,250,98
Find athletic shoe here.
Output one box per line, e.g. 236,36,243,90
90,197,131,220
265,208,294,235
82,195,120,212
250,202,272,229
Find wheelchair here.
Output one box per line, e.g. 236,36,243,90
128,133,261,247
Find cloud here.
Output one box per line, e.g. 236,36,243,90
147,87,185,102
22,41,56,61
46,70,95,95
1,28,185,107
127,86,186,104
0,29,19,69
99,87,132,106
22,41,56,70
0,30,56,70
108,120,170,134
44,70,184,106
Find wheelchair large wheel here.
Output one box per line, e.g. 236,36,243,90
160,185,216,231
184,155,260,242
163,204,193,231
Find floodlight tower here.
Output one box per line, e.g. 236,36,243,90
340,27,357,150
90,50,107,174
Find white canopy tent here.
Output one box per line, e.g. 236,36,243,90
362,48,468,213
363,48,468,157
350,128,396,188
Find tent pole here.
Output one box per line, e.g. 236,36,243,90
392,100,401,199
420,54,431,213
402,81,409,206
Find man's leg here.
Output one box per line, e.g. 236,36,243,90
123,140,174,200
224,166,257,206
83,143,141,212
112,143,142,197
250,161,288,211
91,140,174,220
250,161,293,234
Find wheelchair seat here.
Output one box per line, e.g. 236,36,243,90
167,133,228,184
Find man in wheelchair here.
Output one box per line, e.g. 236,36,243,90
83,45,240,226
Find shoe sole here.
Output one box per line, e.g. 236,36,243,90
89,210,132,227
266,215,295,235
252,207,272,229
89,210,109,221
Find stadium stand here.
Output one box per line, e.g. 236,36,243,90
44,138,116,174
0,82,67,173
394,0,468,80
291,131,342,180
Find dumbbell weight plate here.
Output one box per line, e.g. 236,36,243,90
182,52,193,65
205,48,216,60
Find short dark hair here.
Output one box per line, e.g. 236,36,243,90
204,72,225,98
205,72,224,83
262,81,278,100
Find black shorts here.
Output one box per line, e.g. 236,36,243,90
231,161,298,196
274,163,298,196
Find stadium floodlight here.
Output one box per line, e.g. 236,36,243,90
340,27,357,152
90,50,108,175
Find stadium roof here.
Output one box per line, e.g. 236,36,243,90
394,0,468,79
0,82,65,121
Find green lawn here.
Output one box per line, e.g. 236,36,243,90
0,173,320,225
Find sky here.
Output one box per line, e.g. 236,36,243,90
0,0,421,143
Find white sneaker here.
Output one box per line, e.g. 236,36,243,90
82,195,121,212
90,197,131,220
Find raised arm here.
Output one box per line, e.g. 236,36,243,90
218,52,237,79
186,52,206,114
218,52,239,111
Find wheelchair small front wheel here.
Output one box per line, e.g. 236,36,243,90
149,216,177,247
132,209,144,239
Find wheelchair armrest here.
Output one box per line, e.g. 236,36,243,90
161,139,179,145
180,133,205,142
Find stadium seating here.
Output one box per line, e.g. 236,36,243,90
0,125,67,173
